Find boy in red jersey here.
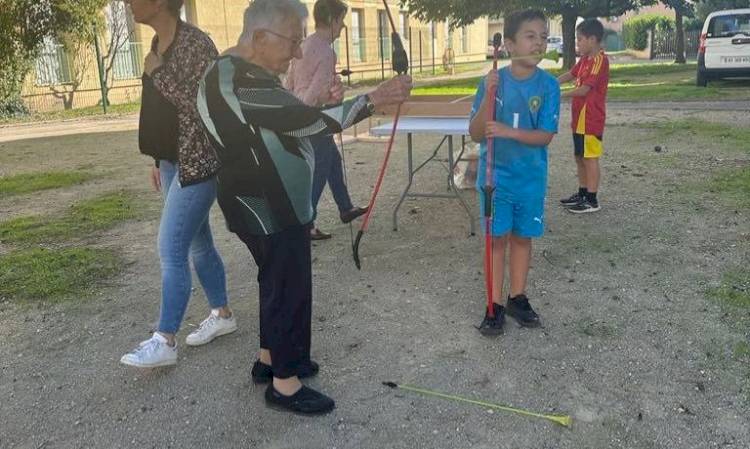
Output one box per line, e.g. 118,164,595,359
558,18,609,213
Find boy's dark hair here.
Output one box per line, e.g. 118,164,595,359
504,10,547,42
314,0,348,27
576,18,604,42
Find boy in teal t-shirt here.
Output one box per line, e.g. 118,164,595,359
469,10,561,334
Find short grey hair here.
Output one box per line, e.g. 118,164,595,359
240,0,309,43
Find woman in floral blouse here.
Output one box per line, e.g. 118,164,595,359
120,0,236,368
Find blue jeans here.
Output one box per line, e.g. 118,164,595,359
310,134,353,217
157,160,228,334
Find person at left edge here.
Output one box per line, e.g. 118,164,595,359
120,0,237,369
197,0,412,415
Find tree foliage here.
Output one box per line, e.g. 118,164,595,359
695,0,750,22
623,14,674,50
0,0,106,115
403,0,656,68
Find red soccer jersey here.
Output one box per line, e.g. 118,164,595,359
570,50,609,136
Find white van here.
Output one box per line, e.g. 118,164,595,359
697,8,750,86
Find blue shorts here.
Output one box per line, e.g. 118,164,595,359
478,192,545,238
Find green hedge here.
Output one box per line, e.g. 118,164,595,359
0,59,30,118
623,14,675,50
684,17,704,31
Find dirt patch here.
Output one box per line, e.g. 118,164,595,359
0,105,748,449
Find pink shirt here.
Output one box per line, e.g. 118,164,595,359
285,31,336,106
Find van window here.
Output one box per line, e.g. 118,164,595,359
707,13,750,38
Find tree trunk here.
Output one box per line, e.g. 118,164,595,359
562,11,577,70
674,9,686,64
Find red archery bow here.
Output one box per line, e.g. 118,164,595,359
352,0,408,270
483,33,503,318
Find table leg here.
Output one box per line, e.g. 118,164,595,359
447,136,476,236
448,135,468,191
392,133,414,231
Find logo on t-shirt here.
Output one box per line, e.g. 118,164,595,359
529,96,541,113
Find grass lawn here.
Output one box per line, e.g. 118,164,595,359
0,102,140,126
638,119,750,207
710,168,750,207
710,270,750,310
0,247,121,303
639,119,750,144
0,170,96,197
347,60,490,88
412,62,750,101
0,191,141,245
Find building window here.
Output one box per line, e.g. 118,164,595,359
35,37,72,86
333,38,340,63
399,12,408,37
106,1,141,80
351,9,364,62
112,42,144,80
431,21,437,46
378,10,391,61
399,12,410,61
180,0,196,23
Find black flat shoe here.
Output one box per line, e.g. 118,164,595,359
252,360,320,384
340,207,368,224
310,228,332,240
264,384,335,415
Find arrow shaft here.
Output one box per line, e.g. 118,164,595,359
394,383,571,427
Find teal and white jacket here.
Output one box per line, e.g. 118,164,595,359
198,55,372,236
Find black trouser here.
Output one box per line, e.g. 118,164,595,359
237,225,312,379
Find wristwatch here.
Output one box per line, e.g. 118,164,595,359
364,94,376,114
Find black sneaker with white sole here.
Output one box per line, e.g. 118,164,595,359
560,192,583,206
478,303,505,336
505,294,541,327
567,199,601,214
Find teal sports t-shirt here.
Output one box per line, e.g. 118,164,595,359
471,66,561,200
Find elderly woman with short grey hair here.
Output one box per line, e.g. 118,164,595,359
198,0,412,414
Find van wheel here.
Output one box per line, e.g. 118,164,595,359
696,71,708,87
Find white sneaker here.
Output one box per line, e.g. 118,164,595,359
120,333,177,368
185,309,238,346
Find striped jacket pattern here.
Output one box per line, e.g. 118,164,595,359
197,55,372,236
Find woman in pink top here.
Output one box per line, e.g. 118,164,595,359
286,0,367,240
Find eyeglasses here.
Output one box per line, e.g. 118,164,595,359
259,29,303,50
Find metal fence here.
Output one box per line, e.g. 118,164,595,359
651,29,701,61
21,39,145,113
334,26,487,84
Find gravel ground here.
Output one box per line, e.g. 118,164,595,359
0,104,748,449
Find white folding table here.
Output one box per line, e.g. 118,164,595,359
369,116,475,235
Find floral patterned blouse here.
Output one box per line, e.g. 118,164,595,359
150,21,220,186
